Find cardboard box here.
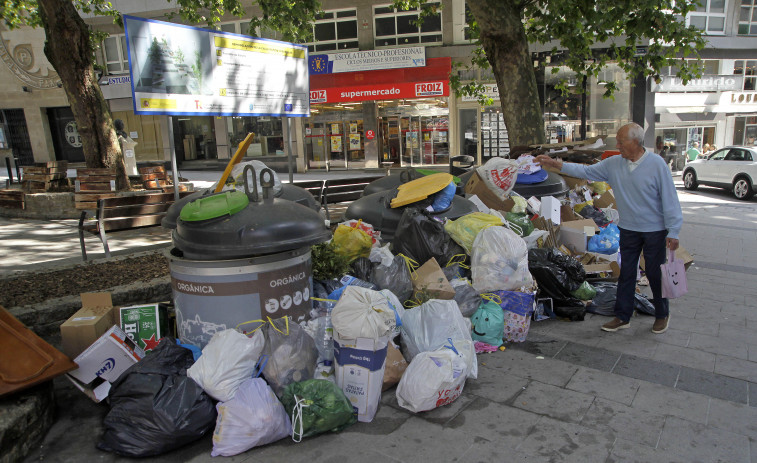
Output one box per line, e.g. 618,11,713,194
118,303,167,352
560,174,589,190
540,196,561,225
60,293,117,359
583,261,621,280
334,334,389,423
558,219,600,254
593,190,617,209
560,204,582,222
66,325,145,402
464,171,515,212
412,258,456,300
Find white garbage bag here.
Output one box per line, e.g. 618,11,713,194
399,299,471,361
471,226,533,292
396,339,477,413
331,286,398,340
211,377,291,457
476,158,519,199
187,329,265,402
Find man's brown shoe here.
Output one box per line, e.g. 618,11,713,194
601,317,630,332
652,316,669,334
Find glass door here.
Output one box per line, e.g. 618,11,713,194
305,123,328,169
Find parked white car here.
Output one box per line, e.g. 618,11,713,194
682,146,757,200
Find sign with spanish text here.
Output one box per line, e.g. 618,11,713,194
309,47,425,74
650,75,743,93
123,15,309,117
310,80,449,104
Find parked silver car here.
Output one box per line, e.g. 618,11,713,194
682,146,757,200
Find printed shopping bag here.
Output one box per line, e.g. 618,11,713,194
660,249,688,299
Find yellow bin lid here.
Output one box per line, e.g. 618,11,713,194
390,172,454,208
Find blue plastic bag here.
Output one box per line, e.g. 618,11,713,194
587,224,620,254
430,181,457,212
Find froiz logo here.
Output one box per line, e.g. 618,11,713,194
415,82,443,96
96,357,116,377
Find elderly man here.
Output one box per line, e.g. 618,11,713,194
535,123,682,334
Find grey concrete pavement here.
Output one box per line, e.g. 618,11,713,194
5,173,757,462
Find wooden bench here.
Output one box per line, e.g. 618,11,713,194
78,192,190,261
292,175,384,221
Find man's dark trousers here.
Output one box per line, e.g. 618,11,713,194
615,228,669,322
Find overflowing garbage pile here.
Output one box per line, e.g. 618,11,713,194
48,154,695,459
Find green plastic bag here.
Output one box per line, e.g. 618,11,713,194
281,379,356,441
505,212,534,237
570,281,597,301
444,212,503,254
470,300,504,347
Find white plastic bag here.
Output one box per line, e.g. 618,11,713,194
211,377,291,457
331,286,398,340
471,226,533,292
369,243,394,267
396,339,477,413
230,160,283,197
187,329,265,402
476,158,519,199
399,299,471,361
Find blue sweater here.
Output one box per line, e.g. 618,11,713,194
560,152,683,239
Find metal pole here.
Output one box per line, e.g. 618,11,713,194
5,157,13,184
167,115,180,201
286,117,294,184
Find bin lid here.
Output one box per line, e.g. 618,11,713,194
172,166,331,260
179,190,249,222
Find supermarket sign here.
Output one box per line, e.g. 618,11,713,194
310,80,448,104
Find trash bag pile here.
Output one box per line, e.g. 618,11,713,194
91,154,675,459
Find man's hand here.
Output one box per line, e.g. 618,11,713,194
666,238,679,251
535,154,563,171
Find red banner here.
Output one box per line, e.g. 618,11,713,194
310,81,448,104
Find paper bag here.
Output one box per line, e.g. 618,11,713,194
412,258,456,300
382,341,408,391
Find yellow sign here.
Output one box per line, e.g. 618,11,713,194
219,88,227,96
331,136,342,152
139,98,177,109
213,36,306,59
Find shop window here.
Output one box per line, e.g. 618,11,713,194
659,59,719,77
102,35,129,74
373,3,442,48
739,0,757,35
687,0,727,34
463,3,475,41
228,116,284,157
305,9,358,53
734,60,757,90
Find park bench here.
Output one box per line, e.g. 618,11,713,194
78,191,190,261
292,175,384,222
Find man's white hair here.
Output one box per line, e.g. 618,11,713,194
624,123,645,146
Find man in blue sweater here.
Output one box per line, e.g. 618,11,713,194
535,123,682,334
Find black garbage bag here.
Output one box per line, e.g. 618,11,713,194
528,248,587,320
579,205,610,228
313,279,344,300
392,208,466,267
97,338,217,457
586,282,656,317
371,254,413,302
442,262,471,281
351,257,374,282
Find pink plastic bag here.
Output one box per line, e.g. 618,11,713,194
660,249,688,299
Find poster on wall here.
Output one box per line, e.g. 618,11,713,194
331,123,341,134
349,133,361,150
123,15,309,117
331,136,342,152
350,123,358,134
406,131,419,149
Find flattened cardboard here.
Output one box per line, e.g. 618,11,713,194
593,190,617,209
583,261,621,280
560,174,589,190
66,325,145,402
464,171,515,212
412,257,456,300
560,218,600,233
60,292,117,359
118,303,165,352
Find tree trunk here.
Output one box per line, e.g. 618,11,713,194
37,0,130,190
467,0,546,146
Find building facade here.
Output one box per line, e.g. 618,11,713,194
1,0,755,171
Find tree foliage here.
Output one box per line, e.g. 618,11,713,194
393,0,707,145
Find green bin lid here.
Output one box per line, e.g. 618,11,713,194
179,190,249,222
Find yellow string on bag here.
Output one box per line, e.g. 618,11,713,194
267,316,289,335
398,253,420,280
480,292,502,305
235,318,267,335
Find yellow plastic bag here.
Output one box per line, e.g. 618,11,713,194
573,201,593,213
444,212,503,255
590,182,609,195
332,224,372,263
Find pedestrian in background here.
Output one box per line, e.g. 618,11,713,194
535,122,682,334
687,142,701,162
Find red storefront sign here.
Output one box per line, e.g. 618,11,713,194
310,57,451,105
